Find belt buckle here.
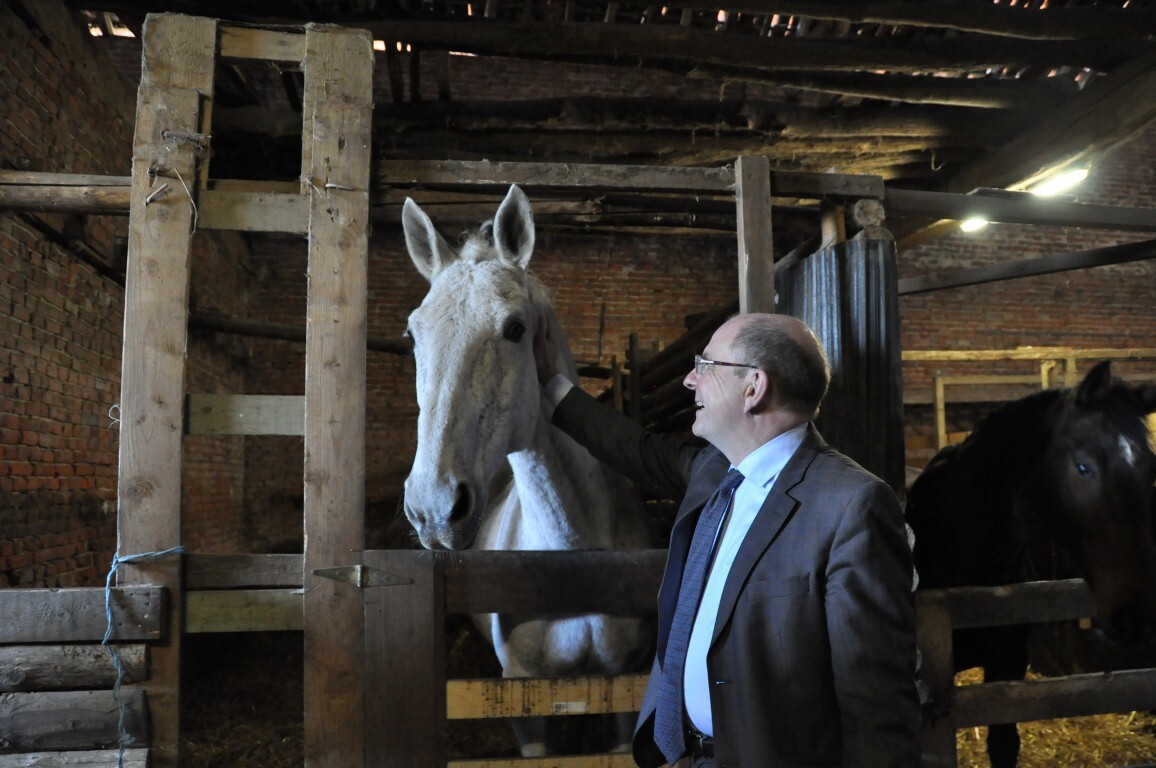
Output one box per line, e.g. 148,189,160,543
686,727,714,758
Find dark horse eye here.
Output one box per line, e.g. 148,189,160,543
504,320,526,343
1075,462,1096,479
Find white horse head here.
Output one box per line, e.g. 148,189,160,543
401,185,571,550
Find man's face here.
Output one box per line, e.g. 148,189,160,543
683,319,752,444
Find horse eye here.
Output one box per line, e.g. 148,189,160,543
504,320,526,343
1075,462,1095,479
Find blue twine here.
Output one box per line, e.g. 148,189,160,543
103,546,185,767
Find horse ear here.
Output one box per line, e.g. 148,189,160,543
493,184,535,270
402,197,455,282
1132,383,1156,415
1076,360,1114,404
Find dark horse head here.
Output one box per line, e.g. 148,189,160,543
909,360,1156,646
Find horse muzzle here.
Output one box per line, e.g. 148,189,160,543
402,474,483,550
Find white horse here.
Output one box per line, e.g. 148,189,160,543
401,185,655,757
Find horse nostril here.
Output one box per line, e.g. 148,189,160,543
449,483,472,525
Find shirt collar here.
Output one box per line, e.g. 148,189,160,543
734,423,808,489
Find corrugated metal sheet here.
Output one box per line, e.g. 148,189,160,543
775,238,905,492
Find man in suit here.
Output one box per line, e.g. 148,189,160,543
534,312,921,767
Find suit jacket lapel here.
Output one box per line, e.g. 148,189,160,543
709,424,825,647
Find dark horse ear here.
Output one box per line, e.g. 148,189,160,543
1133,382,1156,415
1076,360,1114,405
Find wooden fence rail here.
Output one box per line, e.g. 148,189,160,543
355,550,1156,768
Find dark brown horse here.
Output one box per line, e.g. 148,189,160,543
906,360,1156,768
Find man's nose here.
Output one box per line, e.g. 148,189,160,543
683,369,697,390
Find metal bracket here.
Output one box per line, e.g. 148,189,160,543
312,564,413,589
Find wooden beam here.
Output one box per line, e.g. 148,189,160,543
675,1,1156,41
185,553,304,589
0,586,164,643
219,24,305,62
188,310,412,354
886,189,1156,232
897,238,1156,295
186,394,305,435
446,674,648,719
0,750,150,768
0,690,147,752
117,17,216,766
0,645,148,692
359,19,1138,75
198,189,308,233
736,156,775,313
378,158,734,194
954,669,1156,729
301,22,373,768
185,588,304,633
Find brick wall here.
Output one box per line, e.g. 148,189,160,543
898,126,1156,462
0,1,250,587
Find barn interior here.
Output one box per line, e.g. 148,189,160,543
2,1,1156,766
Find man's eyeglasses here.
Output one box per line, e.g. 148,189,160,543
694,354,758,376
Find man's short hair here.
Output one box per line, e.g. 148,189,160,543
731,314,830,416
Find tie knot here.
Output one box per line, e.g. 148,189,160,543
720,468,744,494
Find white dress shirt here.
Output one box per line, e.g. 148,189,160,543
683,423,807,735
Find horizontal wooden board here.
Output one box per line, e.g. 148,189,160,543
0,690,147,752
186,394,304,436
954,668,1156,728
0,645,147,692
198,190,308,233
446,756,635,768
903,346,1156,362
378,159,734,194
917,579,1095,629
219,25,304,62
434,549,667,614
185,588,303,633
0,588,165,644
446,673,647,720
0,749,149,767
185,553,303,589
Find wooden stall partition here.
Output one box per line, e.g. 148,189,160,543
116,13,217,767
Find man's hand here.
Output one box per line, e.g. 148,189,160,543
534,315,560,384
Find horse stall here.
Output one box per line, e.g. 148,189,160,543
5,10,1156,768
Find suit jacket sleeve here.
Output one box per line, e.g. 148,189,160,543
551,383,703,500
825,475,922,765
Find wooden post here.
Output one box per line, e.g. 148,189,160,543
364,550,447,768
735,155,775,314
117,14,216,767
301,23,373,768
915,591,959,768
934,376,947,450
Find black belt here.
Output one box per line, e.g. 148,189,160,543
687,728,714,759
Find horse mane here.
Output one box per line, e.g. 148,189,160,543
927,388,1062,482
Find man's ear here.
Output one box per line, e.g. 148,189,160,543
744,369,772,414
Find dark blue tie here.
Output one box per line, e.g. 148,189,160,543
654,468,744,765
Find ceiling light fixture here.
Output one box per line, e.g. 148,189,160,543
1029,167,1090,197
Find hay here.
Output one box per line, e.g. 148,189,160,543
954,668,1156,767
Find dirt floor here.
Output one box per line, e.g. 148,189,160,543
180,632,1156,766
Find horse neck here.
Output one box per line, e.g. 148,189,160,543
494,414,620,550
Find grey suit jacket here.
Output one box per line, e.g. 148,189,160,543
552,386,921,767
